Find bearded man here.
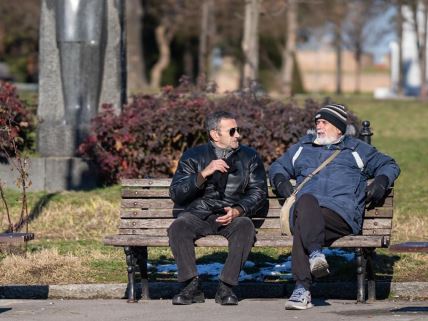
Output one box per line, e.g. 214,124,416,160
269,104,400,310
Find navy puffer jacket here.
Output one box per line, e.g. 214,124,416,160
269,134,400,234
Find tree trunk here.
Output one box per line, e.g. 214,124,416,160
334,22,342,95
242,0,260,87
419,1,428,99
198,0,214,79
184,43,194,78
126,0,147,94
150,24,172,89
355,54,361,94
397,1,404,95
281,0,297,96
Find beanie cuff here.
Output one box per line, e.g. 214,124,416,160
315,111,347,134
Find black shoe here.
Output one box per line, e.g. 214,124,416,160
215,281,238,305
172,277,205,305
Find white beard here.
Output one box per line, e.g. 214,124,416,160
314,134,342,145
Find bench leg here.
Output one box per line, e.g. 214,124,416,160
356,248,367,303
124,246,137,303
135,246,150,300
364,248,376,302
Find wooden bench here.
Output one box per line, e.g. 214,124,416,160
104,178,394,303
0,232,34,244
389,242,428,253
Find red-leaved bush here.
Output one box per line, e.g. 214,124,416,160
79,80,359,184
0,82,35,159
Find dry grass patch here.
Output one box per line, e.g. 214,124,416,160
0,248,93,284
392,213,428,243
28,196,119,240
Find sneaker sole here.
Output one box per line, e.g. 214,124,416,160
310,261,330,278
285,302,314,310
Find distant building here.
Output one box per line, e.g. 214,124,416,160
296,50,389,93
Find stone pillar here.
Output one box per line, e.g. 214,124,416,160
32,0,126,191
37,0,125,157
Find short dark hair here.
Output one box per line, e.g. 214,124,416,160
205,111,235,136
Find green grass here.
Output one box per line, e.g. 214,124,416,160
1,95,427,284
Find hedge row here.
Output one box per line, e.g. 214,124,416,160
79,81,359,184
0,82,35,159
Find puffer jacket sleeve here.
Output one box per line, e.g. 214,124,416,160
268,143,300,185
235,152,268,217
169,150,204,205
360,143,400,187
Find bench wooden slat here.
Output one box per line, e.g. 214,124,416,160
122,187,394,201
104,234,386,248
117,227,391,238
121,178,171,187
120,207,393,219
362,229,391,236
119,217,391,231
122,197,393,210
122,188,303,198
0,232,34,244
389,242,428,253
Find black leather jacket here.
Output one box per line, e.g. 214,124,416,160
170,143,268,219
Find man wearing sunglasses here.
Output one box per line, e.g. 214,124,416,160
168,111,268,306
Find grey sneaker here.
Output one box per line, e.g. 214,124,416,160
309,250,330,278
285,287,313,310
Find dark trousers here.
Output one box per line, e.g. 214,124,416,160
167,212,255,286
292,193,352,290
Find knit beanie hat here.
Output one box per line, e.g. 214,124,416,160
314,104,348,134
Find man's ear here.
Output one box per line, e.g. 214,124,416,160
210,129,219,142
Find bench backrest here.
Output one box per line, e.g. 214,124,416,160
119,178,393,245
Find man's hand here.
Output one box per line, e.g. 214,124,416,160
273,174,294,198
201,159,229,178
366,175,389,207
216,207,240,226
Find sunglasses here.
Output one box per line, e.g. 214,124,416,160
227,127,240,137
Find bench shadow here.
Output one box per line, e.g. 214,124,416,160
0,285,49,299
391,307,428,313
11,193,57,232
0,308,12,314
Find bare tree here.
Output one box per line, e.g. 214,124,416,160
198,0,215,79
281,0,297,96
126,0,148,93
242,0,260,86
396,0,405,95
150,23,175,89
342,0,387,94
299,0,347,95
408,0,428,99
148,1,187,89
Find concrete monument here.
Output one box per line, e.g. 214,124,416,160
33,0,126,191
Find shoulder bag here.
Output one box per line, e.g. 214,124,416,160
280,149,341,235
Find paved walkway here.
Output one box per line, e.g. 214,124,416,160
1,298,427,321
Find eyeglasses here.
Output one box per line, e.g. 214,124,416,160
227,127,240,137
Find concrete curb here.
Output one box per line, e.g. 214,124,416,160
1,282,427,301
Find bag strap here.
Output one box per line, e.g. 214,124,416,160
293,149,340,194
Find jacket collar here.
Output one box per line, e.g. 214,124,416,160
301,134,359,150
208,141,240,159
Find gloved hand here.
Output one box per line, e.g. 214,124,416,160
366,175,389,206
272,174,294,198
